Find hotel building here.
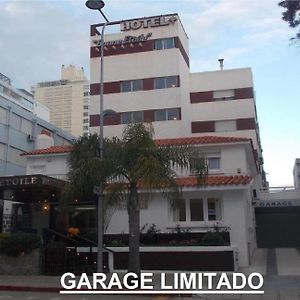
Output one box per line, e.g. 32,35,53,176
89,14,266,187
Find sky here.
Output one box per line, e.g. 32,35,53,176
0,0,299,187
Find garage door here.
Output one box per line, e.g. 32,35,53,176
256,207,300,248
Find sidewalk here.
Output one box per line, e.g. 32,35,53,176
0,275,61,292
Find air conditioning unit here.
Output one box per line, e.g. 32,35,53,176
27,134,35,142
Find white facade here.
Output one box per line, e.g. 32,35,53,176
21,137,258,267
31,65,90,137
89,13,265,187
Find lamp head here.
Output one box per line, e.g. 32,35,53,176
85,0,105,10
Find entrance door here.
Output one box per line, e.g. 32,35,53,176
256,207,300,248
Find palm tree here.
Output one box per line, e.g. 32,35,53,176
62,123,207,273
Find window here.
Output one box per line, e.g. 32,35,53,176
154,108,180,121
213,90,234,101
121,111,144,124
0,107,7,123
154,38,175,50
154,76,178,89
20,118,33,135
83,112,89,117
10,113,21,131
172,198,222,222
83,126,89,130
207,157,220,171
215,120,236,132
120,80,143,92
83,105,89,110
83,119,89,124
173,200,186,222
207,198,221,221
167,108,179,120
0,143,5,160
83,91,90,96
190,199,204,221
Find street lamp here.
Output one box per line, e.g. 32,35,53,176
85,0,110,273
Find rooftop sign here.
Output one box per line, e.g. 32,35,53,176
120,15,177,31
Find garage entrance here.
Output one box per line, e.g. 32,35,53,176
256,206,300,248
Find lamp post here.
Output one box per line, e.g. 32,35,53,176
85,0,119,273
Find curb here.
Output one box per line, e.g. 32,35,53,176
0,285,60,293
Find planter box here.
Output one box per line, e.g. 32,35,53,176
107,246,238,272
0,249,40,275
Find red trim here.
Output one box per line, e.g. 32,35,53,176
191,121,215,133
90,36,189,67
236,118,256,130
190,91,213,103
234,87,254,99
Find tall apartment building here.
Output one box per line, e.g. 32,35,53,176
31,65,90,137
0,72,74,176
89,13,266,187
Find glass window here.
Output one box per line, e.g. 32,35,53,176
154,78,165,89
10,113,21,131
83,91,90,97
121,112,131,124
165,38,175,49
208,157,220,170
190,199,204,221
132,80,143,91
173,200,186,222
154,38,175,50
154,39,163,50
83,105,89,110
21,118,33,135
166,76,177,88
83,126,89,130
83,112,89,117
0,143,5,160
167,108,179,120
132,111,143,123
121,80,143,92
0,107,7,123
120,81,131,92
155,109,167,121
207,198,221,221
83,119,89,123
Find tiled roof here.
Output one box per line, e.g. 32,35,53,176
21,136,251,156
21,145,73,156
176,175,253,187
155,136,251,146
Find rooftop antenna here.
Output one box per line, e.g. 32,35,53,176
218,58,224,70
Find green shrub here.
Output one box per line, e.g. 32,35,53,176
0,233,41,256
201,232,228,246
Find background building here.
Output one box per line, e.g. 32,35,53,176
0,72,74,176
31,65,90,137
89,13,266,187
293,158,300,189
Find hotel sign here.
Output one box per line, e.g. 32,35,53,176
0,176,38,188
120,15,177,31
95,33,152,47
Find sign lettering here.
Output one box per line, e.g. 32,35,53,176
120,15,177,31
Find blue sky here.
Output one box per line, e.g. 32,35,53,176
0,0,299,186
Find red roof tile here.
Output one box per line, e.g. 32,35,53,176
21,136,251,156
176,175,253,187
21,145,73,156
155,136,251,146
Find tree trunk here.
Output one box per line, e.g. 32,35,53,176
128,185,140,274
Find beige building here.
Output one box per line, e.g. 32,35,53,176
31,65,90,137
